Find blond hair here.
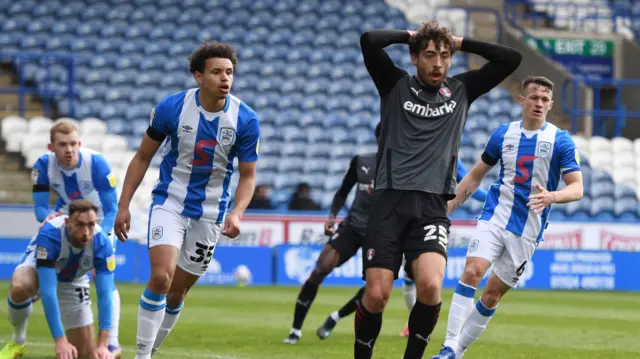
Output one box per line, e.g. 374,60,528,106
49,119,79,144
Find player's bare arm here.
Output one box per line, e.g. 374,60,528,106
223,161,256,238
528,171,583,214
448,159,494,214
114,133,162,241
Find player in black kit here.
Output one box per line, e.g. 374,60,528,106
283,124,381,345
354,21,522,359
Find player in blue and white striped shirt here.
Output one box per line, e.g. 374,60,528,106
114,42,259,359
0,121,122,359
432,76,583,359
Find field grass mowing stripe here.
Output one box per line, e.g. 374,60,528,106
0,338,253,359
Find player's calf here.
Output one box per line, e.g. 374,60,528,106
284,245,340,344
403,252,446,359
4,266,38,355
353,268,393,359
152,267,198,355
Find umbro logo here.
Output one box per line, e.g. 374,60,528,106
505,144,515,151
182,125,193,133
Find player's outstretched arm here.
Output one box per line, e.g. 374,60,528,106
224,161,256,238
32,157,53,222
92,154,118,236
114,133,162,241
360,29,410,97
326,156,359,234
453,38,523,104
95,271,114,350
449,159,494,214
456,159,488,202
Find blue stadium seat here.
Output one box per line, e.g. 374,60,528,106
591,197,615,221
615,198,639,221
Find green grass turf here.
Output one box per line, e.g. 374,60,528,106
0,283,638,358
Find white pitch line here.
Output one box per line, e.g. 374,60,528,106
0,338,253,359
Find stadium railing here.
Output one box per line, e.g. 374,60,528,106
0,52,76,118
503,0,624,34
562,77,640,137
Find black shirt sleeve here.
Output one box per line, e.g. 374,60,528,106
33,184,49,192
146,126,166,142
330,156,359,216
453,39,523,105
360,30,411,98
481,151,499,166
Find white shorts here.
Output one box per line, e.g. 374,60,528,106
147,204,222,276
466,220,538,288
15,249,93,330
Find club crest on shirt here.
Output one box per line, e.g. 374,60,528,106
107,255,116,271
31,168,39,184
80,255,93,270
36,246,48,260
439,87,451,98
151,226,163,240
219,127,236,146
537,141,552,158
80,181,94,191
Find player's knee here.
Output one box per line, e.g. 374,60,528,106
363,283,390,312
9,278,36,302
415,277,442,304
462,263,486,285
148,270,173,293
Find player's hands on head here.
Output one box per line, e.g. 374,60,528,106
54,337,77,359
527,184,556,214
223,212,241,238
324,216,336,236
92,345,113,359
114,207,131,242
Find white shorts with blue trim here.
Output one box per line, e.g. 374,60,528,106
147,204,222,276
15,246,93,330
466,220,538,289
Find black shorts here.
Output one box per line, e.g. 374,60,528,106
362,189,451,280
327,223,365,267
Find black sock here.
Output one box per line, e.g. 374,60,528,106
403,301,442,359
338,286,365,318
354,300,382,359
291,280,319,330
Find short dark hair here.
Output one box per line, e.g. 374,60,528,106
409,21,456,56
521,75,554,94
68,199,98,218
189,41,238,74
375,122,381,140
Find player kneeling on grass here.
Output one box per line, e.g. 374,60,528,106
0,199,117,359
431,76,583,359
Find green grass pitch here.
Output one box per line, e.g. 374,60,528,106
0,283,638,358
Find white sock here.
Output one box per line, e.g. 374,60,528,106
136,288,167,359
403,279,416,311
457,299,497,356
330,310,340,322
443,281,477,349
8,296,33,345
153,301,183,351
109,288,121,347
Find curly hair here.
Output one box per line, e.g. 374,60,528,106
189,41,238,74
408,21,456,56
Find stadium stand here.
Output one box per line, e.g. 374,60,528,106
507,0,638,41
0,0,638,221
